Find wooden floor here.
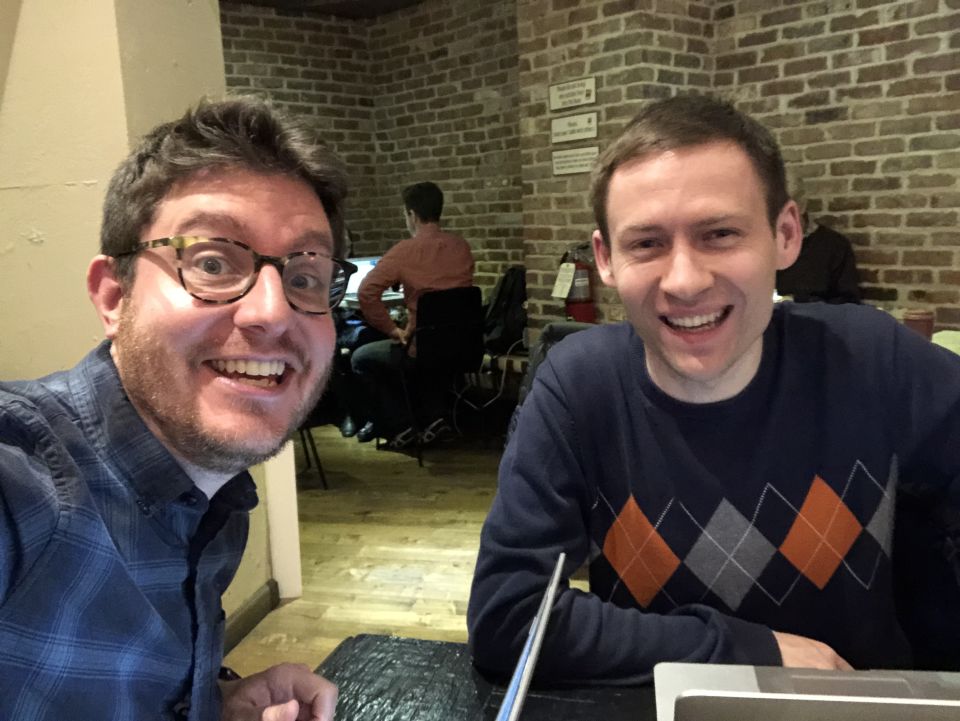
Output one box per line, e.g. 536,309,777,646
224,423,504,676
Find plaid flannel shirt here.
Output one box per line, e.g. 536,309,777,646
0,342,257,720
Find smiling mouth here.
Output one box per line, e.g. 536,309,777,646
209,359,289,388
662,306,732,332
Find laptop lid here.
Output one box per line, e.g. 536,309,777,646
494,553,566,721
655,662,960,721
345,256,381,296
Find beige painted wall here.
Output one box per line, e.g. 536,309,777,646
0,0,128,377
1,0,281,622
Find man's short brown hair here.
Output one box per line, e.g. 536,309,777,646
590,94,789,245
101,96,349,287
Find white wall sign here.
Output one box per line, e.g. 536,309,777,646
552,146,599,176
551,112,598,144
551,262,576,298
549,77,596,111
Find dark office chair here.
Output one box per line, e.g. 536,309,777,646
505,320,593,444
398,286,485,465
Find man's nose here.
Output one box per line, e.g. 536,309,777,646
233,264,294,332
659,245,713,300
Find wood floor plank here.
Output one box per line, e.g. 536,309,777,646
224,424,502,676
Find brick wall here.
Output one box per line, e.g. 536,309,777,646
714,0,960,330
222,0,958,329
221,0,522,292
220,3,379,252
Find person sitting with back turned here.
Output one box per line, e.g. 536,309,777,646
468,94,960,683
351,181,474,448
775,168,861,304
0,97,353,720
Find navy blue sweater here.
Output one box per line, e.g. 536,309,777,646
468,303,960,683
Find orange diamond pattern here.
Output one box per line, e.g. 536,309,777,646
779,476,862,590
603,496,680,607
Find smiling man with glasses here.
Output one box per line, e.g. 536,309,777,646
0,98,350,721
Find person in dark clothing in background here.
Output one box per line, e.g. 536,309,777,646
775,170,861,304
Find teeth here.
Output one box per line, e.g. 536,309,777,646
211,359,286,377
667,310,724,329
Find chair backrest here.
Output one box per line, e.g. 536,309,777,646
412,286,485,373
483,265,527,354
506,320,593,444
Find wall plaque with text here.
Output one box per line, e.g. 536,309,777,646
552,146,599,176
549,77,596,111
551,112,598,144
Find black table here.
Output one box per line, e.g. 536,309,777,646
317,634,656,721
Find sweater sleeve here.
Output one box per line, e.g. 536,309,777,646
887,322,960,667
467,358,781,684
891,322,960,501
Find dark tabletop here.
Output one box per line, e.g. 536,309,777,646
317,634,656,721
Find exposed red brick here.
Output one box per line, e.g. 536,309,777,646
829,11,880,32
905,212,959,228
852,213,902,228
716,50,758,70
908,289,960,304
858,24,910,45
883,269,935,284
902,250,955,265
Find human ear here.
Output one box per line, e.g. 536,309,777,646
774,200,803,270
592,229,616,288
87,255,125,340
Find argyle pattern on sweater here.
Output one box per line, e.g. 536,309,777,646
600,458,896,612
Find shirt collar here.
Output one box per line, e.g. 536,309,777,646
70,341,206,507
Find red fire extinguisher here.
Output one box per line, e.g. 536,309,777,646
562,244,596,323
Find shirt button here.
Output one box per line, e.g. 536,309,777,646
179,492,199,507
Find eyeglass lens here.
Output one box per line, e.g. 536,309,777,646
179,239,348,313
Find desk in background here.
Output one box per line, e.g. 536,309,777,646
933,330,960,356
340,290,405,312
317,634,655,721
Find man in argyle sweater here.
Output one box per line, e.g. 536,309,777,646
467,95,960,683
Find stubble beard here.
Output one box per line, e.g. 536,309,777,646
113,303,330,475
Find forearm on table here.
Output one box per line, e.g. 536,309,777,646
470,552,780,683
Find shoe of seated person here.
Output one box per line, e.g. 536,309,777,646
385,426,418,450
421,417,452,444
340,415,357,438
356,421,377,443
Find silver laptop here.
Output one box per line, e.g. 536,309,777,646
655,662,960,721
493,553,565,721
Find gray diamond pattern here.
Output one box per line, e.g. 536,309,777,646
684,499,777,610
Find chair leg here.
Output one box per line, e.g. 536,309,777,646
298,428,313,472
398,365,424,467
298,427,328,490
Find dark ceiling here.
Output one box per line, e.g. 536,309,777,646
220,0,424,20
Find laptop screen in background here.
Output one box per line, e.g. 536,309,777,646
345,256,381,296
